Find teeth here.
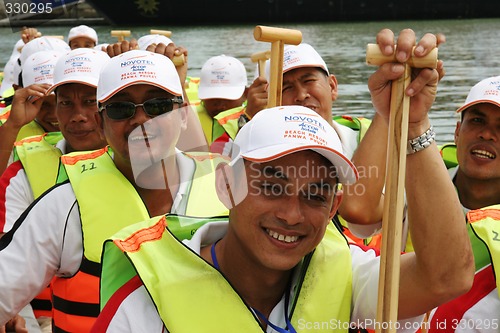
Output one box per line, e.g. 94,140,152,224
472,149,496,159
130,135,155,142
266,229,299,243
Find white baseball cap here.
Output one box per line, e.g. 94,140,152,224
232,105,358,184
22,50,63,87
456,76,500,113
137,34,173,51
67,25,98,44
97,50,183,103
198,55,247,100
46,48,110,94
20,37,70,67
264,43,329,80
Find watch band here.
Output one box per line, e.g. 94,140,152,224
407,125,436,154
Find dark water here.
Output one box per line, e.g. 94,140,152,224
2,18,500,143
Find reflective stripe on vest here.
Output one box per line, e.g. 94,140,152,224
197,104,245,143
105,217,352,332
214,106,245,140
52,147,151,332
13,132,63,198
468,204,500,297
185,76,200,105
100,214,227,308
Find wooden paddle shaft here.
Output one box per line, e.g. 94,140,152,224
366,44,438,69
253,26,302,107
366,44,438,333
251,50,270,78
111,30,131,42
150,29,172,37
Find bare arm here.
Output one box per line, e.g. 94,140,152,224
0,84,49,174
366,28,473,318
339,29,446,228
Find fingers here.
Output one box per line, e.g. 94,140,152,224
13,84,50,103
394,29,417,62
375,28,396,56
106,40,138,57
368,63,405,93
436,33,446,47
413,32,437,58
406,67,439,97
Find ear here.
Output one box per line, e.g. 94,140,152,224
328,74,339,102
215,163,236,209
328,186,343,221
454,120,461,144
215,159,249,209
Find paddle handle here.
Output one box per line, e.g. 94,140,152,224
253,25,302,107
111,30,131,42
251,50,271,78
172,54,185,67
150,29,172,37
366,44,438,69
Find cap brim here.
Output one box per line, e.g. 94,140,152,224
235,143,358,185
98,81,182,103
456,100,500,113
46,78,98,95
69,34,97,43
283,64,329,75
197,86,244,100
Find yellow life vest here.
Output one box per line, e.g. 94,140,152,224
185,76,200,105
53,147,228,331
15,121,46,142
468,204,500,297
13,132,64,198
51,147,151,332
439,143,458,169
103,218,352,332
214,106,246,140
196,104,245,144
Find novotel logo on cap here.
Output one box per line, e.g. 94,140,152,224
121,59,154,68
284,115,327,132
33,64,54,72
65,56,91,65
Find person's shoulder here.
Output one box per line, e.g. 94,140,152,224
93,275,160,333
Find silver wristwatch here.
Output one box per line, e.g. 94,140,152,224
406,126,436,154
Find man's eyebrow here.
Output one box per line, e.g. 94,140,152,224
283,71,318,85
262,165,288,181
466,108,487,117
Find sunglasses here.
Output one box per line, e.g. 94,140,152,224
99,97,183,120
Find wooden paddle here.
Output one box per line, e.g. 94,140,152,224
110,30,131,42
250,50,270,78
150,29,172,37
253,26,302,107
365,43,438,333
